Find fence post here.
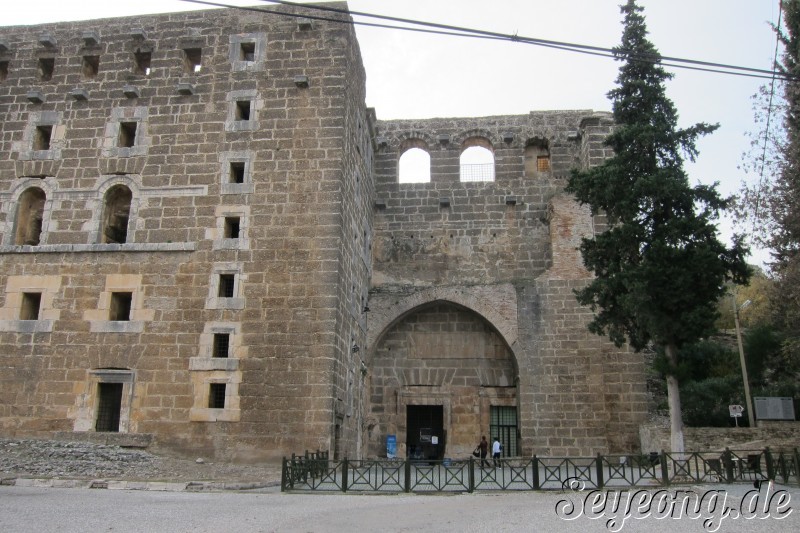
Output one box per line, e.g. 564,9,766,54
660,450,670,486
723,448,735,484
468,456,475,493
341,457,349,493
795,448,800,488
404,458,411,493
532,455,540,491
596,453,604,490
281,457,288,492
765,447,775,481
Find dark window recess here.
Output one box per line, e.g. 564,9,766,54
224,217,240,239
133,50,151,75
38,57,54,81
209,383,226,408
20,292,42,320
240,42,255,62
184,48,202,73
234,100,251,121
82,55,99,78
95,382,123,432
109,292,132,321
0,61,8,82
33,125,52,151
118,122,137,148
213,333,230,358
218,275,235,298
15,187,45,246
101,185,131,244
229,162,245,184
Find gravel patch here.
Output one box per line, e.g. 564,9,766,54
0,438,282,483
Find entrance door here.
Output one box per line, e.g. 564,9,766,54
490,406,517,457
406,405,444,460
95,382,123,432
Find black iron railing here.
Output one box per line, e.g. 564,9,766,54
281,447,800,493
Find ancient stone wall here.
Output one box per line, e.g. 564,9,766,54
0,4,370,461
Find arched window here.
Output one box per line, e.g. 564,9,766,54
524,140,550,176
398,146,431,184
14,187,46,246
100,185,132,244
460,139,494,182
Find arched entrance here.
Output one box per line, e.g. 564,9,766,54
366,300,518,460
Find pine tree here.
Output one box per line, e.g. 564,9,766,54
566,0,750,453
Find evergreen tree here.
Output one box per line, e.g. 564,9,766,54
566,0,750,453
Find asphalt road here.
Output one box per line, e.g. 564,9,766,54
1,483,799,532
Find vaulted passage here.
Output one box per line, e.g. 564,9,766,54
367,302,517,459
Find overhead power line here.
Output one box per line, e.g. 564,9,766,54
178,0,789,81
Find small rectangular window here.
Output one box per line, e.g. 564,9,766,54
537,155,551,173
213,333,230,358
235,100,251,121
240,42,255,62
218,274,235,298
224,217,241,239
229,162,245,184
184,48,202,73
0,61,8,82
82,55,99,78
33,125,53,151
38,57,54,81
20,292,42,320
134,51,151,76
109,292,132,321
118,122,137,148
209,383,226,408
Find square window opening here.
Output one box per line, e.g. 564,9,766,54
109,292,133,321
82,55,99,78
118,122,137,148
33,125,53,151
38,57,54,81
209,383,226,408
537,155,551,173
184,48,202,73
224,217,241,239
95,382,123,432
134,51,151,76
213,333,230,358
218,274,235,298
20,292,42,320
229,162,245,184
240,42,255,62
0,61,8,82
234,100,251,121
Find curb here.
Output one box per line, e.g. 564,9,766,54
2,477,279,492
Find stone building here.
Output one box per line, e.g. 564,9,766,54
0,3,647,462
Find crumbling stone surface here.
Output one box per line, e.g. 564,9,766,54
0,438,281,483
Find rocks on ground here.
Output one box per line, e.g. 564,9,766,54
0,438,281,483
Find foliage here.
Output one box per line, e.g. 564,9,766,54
681,376,747,427
736,1,800,368
715,268,774,330
565,0,750,354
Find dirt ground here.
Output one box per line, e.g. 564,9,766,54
0,438,282,483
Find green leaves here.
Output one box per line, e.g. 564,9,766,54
565,0,751,353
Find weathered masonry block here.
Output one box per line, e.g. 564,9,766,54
0,3,644,462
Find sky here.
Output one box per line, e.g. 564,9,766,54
4,0,782,267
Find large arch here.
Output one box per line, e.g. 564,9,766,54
364,285,520,460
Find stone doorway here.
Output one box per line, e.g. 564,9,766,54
406,405,444,460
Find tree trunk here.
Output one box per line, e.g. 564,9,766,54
664,343,685,454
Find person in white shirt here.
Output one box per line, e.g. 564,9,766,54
491,438,502,466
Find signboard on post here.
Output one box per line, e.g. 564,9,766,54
729,405,744,418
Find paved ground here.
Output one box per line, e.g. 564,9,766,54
1,483,799,532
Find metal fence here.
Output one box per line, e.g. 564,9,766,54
281,447,800,493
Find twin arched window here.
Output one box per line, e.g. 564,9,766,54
397,136,496,184
12,183,132,246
